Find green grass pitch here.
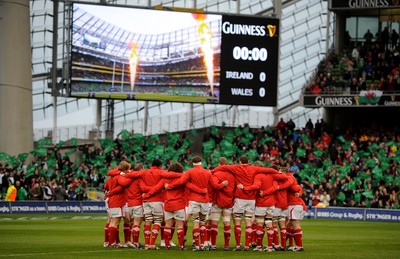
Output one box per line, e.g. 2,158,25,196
0,214,399,259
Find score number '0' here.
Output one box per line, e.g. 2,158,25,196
233,46,268,61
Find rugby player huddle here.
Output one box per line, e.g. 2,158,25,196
103,155,306,252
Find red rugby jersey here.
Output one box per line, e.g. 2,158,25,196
244,173,290,207
211,165,277,200
167,165,211,203
210,170,236,208
106,168,126,208
144,173,206,211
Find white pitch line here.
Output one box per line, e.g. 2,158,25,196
91,216,108,220
29,217,48,220
71,216,91,220
15,217,29,220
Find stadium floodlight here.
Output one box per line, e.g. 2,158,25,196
69,3,279,106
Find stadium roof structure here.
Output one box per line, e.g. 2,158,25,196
31,0,331,141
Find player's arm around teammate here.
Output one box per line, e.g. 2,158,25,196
107,161,130,248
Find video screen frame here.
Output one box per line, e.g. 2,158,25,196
69,3,279,106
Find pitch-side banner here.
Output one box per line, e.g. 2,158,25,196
311,207,400,221
0,201,107,214
10,201,47,214
365,209,400,221
314,207,365,220
81,201,107,213
47,201,82,213
1,202,400,222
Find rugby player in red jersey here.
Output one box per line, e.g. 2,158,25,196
211,155,278,251
208,157,234,251
107,163,146,248
165,156,215,251
106,161,130,248
141,159,180,250
241,164,294,252
262,165,291,251
140,159,165,250
284,167,306,252
144,162,206,250
102,170,115,247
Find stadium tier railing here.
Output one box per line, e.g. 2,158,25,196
33,108,322,142
1,201,399,222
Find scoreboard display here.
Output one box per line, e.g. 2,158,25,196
220,15,279,106
70,3,279,106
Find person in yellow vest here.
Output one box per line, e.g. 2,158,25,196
5,180,17,201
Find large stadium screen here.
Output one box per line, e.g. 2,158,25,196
70,3,279,106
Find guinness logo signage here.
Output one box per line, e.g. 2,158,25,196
330,0,397,10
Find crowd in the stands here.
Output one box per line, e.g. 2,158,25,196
1,119,399,210
200,119,399,209
305,27,400,95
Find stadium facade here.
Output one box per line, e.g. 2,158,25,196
1,0,331,154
